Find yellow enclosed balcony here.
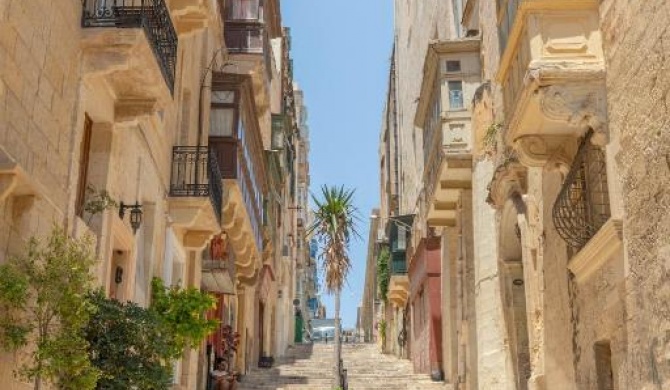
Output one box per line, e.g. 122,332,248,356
415,39,480,227
497,0,608,165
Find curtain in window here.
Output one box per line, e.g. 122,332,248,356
210,108,235,137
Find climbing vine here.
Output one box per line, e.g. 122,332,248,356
376,247,390,302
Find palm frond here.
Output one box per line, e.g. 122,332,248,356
309,185,360,292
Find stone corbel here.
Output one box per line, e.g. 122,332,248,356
183,230,214,250
537,82,609,145
487,162,528,209
115,98,158,123
236,264,260,286
514,135,578,173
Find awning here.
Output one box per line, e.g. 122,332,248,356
201,260,235,295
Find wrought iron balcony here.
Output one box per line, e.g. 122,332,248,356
552,131,610,251
82,0,178,94
169,146,223,224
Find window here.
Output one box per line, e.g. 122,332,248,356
228,0,260,20
210,90,236,137
397,225,406,251
446,60,461,73
75,116,93,218
448,81,464,110
210,108,235,137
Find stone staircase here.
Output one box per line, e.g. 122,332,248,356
238,343,450,390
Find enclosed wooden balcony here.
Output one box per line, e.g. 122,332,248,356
496,0,608,166
210,73,266,280
81,0,178,106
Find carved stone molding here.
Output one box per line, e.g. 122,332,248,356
487,161,528,208
568,219,623,283
183,230,214,250
537,82,608,144
514,135,578,172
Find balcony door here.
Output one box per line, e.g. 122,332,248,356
210,90,238,179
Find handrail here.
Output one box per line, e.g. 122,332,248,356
81,0,177,93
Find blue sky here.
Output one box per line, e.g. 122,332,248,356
281,1,394,327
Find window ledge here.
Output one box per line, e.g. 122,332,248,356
568,218,623,283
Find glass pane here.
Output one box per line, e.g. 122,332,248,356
446,60,461,73
210,108,235,137
397,226,406,251
230,0,259,20
448,81,464,110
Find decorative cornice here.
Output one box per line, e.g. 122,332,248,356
569,219,623,283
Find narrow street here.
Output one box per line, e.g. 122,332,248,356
239,344,448,390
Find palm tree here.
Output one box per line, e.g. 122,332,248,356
309,185,360,388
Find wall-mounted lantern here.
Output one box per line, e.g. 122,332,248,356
119,202,143,234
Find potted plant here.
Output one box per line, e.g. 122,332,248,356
212,325,240,390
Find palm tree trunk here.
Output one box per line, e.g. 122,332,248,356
334,288,342,388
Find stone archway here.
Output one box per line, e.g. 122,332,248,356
499,198,531,390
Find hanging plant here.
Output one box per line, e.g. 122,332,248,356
83,185,118,224
482,122,502,156
376,247,390,302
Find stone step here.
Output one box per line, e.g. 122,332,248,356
237,343,451,390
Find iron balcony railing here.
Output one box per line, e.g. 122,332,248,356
169,146,223,224
552,130,610,251
82,0,178,94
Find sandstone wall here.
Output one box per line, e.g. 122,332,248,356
0,0,84,387
599,0,670,388
393,0,454,214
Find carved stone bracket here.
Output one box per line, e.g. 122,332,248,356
536,82,609,145
115,98,158,123
487,161,528,208
514,135,578,173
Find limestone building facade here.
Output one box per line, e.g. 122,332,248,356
0,0,311,389
369,1,670,389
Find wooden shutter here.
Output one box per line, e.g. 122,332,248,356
75,116,93,217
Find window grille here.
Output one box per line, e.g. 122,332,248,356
552,130,610,251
